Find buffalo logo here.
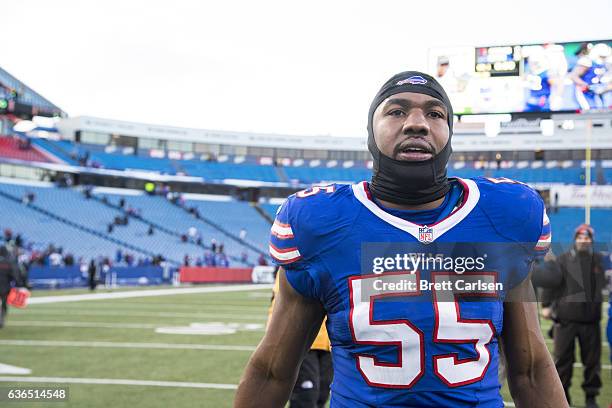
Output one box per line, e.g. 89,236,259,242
397,75,428,86
418,226,434,244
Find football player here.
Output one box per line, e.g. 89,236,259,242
569,43,612,110
234,71,567,407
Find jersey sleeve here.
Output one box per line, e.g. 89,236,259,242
268,195,321,299
268,184,354,300
269,198,305,267
533,205,552,260
475,177,552,289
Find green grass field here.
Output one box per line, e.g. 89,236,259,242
0,285,609,408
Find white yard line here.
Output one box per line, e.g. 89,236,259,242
0,364,31,375
9,321,161,329
0,376,237,390
0,339,256,351
13,309,268,320
0,376,538,408
10,320,266,331
4,338,607,366
28,284,272,304
33,302,270,312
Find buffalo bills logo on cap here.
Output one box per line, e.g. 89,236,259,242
396,75,428,86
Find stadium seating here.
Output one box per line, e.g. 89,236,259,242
0,136,52,163
0,180,265,266
180,160,280,182
30,138,606,185
91,152,177,174
0,190,131,262
99,192,265,264
185,199,271,253
260,203,281,221
30,138,79,165
448,161,587,185
284,166,371,184
548,208,612,244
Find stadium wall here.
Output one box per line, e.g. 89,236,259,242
179,266,253,283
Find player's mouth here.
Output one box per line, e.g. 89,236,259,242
394,140,434,161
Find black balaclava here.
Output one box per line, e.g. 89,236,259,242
368,71,454,205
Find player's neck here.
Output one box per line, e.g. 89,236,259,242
378,195,446,211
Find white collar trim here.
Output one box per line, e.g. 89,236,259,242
351,178,480,243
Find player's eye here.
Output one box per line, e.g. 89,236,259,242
428,110,445,119
388,109,405,117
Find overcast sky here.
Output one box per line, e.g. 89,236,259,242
3,0,612,137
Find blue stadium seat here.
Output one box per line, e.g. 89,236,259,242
0,182,262,266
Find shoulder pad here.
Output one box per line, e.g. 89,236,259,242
269,184,355,267
473,177,547,245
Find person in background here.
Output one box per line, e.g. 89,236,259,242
88,259,97,291
216,253,229,268
538,224,605,408
204,251,215,267
569,43,612,110
0,245,23,328
211,239,217,253
524,49,554,112
16,247,31,289
257,254,268,266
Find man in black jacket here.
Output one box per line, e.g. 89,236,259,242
538,224,605,408
0,245,22,328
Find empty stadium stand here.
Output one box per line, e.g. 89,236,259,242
0,136,54,163
29,138,606,185
0,179,264,266
548,208,612,244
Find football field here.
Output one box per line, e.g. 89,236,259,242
0,285,609,408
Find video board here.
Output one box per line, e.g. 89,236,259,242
428,40,612,115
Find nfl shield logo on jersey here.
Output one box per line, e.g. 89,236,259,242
418,226,434,243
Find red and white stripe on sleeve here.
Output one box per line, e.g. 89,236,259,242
534,207,551,256
269,215,303,266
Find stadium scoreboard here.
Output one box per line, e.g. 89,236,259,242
429,39,612,115
475,46,521,77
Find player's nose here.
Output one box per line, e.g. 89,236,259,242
401,110,429,135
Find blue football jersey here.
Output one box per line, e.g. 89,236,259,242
578,56,608,97
269,177,551,408
526,71,551,111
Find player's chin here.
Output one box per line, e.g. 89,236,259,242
395,152,433,162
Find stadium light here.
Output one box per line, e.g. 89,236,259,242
484,119,501,138
539,119,554,136
561,120,575,130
